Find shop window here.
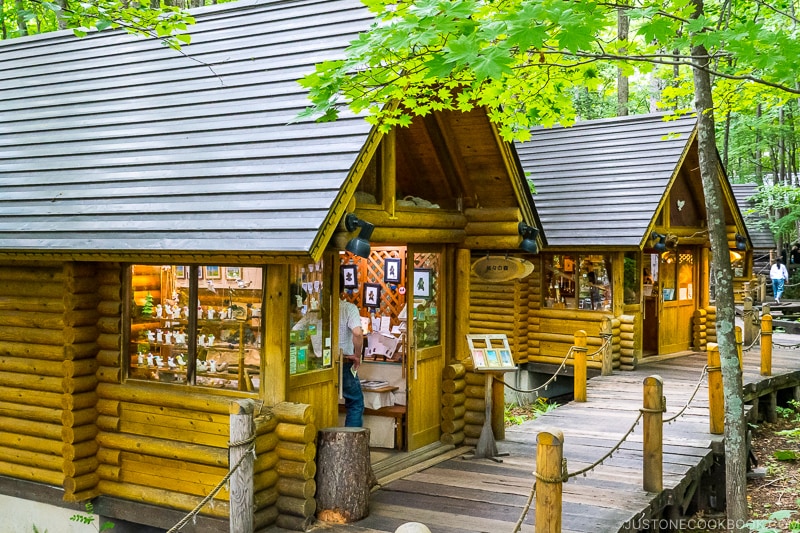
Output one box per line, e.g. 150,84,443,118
412,252,440,349
127,265,264,391
289,261,333,374
543,254,612,310
623,253,641,304
660,250,694,301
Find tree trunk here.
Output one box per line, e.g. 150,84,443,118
316,427,376,523
616,4,629,116
690,6,748,528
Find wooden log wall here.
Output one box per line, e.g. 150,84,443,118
693,306,717,351
461,370,486,448
272,402,317,532
468,260,542,363
0,261,101,502
618,314,638,370
440,363,466,446
528,310,622,370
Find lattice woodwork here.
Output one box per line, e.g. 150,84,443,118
341,247,407,328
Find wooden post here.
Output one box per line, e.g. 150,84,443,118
707,343,724,435
642,375,663,493
316,427,375,523
600,317,613,376
735,326,743,372
761,314,773,376
574,330,587,402
535,430,564,533
230,399,255,533
743,296,755,348
759,274,767,304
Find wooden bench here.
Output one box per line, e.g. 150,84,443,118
338,404,406,450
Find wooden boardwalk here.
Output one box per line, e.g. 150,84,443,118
284,337,800,533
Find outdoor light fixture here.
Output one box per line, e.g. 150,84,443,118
651,232,667,253
735,233,747,251
518,221,540,254
344,213,374,258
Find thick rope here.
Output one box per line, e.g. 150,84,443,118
498,346,575,395
742,329,762,352
663,365,708,423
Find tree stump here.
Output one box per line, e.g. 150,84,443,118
316,427,376,523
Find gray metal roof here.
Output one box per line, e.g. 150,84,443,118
0,0,375,257
731,183,776,251
515,113,697,248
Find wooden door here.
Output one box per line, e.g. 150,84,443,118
406,248,445,451
658,248,698,354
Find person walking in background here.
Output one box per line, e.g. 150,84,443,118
339,272,364,427
770,257,789,304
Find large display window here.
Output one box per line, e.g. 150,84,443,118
543,254,612,310
127,264,264,391
289,261,333,374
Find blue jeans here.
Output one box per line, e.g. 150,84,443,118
342,362,364,427
772,278,785,300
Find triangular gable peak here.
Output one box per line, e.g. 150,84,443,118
515,112,744,252
650,135,748,251
334,108,541,250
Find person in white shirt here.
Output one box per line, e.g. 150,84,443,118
770,258,789,304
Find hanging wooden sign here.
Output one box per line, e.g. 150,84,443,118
471,256,534,282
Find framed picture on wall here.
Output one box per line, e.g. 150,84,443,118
205,266,221,280
174,265,186,279
363,283,381,308
413,269,432,299
341,264,358,290
225,266,242,280
485,349,502,367
384,258,402,284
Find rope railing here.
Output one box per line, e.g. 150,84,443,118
512,361,710,533
773,340,800,349
498,346,575,397
742,329,762,352
166,435,257,533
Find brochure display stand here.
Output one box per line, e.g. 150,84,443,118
463,334,517,462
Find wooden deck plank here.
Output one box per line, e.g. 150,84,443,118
292,342,800,533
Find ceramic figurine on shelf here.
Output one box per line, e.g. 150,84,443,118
137,352,144,366
197,361,208,372
156,330,163,343
164,332,173,345
198,334,206,347
168,357,177,369
216,361,228,372
154,355,163,367
156,304,163,318
176,354,186,367
209,360,217,373
207,334,215,347
207,308,215,320
146,353,154,367
183,305,190,318
147,330,155,343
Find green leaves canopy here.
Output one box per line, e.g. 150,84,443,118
300,0,800,140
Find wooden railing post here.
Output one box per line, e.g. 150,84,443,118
600,317,613,376
743,295,756,346
707,343,724,435
535,430,564,533
642,375,663,493
761,313,773,376
574,330,587,402
735,326,743,372
230,399,255,533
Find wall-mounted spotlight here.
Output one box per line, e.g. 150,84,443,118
651,232,667,253
344,213,375,258
518,221,540,254
735,233,747,251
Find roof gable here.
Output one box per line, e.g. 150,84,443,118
515,113,697,248
731,183,776,251
0,0,376,259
